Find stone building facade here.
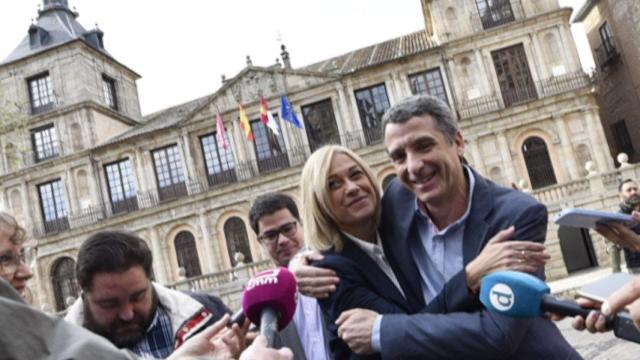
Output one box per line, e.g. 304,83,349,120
0,0,621,312
573,0,640,163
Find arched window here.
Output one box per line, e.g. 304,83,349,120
522,136,557,189
174,231,202,278
224,217,253,266
51,257,78,311
382,174,397,192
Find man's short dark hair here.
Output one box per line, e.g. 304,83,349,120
619,178,636,192
249,193,300,234
381,95,458,143
76,230,153,291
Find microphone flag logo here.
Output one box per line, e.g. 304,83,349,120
489,283,515,311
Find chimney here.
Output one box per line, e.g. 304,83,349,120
246,55,253,67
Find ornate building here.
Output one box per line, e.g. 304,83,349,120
0,0,623,312
573,0,640,163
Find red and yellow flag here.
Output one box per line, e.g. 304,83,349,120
238,104,253,141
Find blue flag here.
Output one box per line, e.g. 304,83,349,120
280,95,304,129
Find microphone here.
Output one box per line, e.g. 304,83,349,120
241,267,298,347
480,271,640,344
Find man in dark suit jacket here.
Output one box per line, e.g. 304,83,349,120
335,95,581,359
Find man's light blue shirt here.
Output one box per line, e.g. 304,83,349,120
372,166,476,352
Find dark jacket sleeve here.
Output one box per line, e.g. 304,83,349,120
186,291,232,321
380,201,557,359
315,254,408,360
424,202,549,315
315,255,407,317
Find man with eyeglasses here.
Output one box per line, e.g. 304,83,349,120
249,193,332,360
0,211,34,300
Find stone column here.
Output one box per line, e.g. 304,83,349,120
149,226,169,284
21,182,33,230
474,49,491,95
178,131,195,181
134,147,148,191
559,25,580,73
555,117,580,180
496,132,517,184
334,83,352,133
530,32,548,80
0,137,7,175
586,109,611,172
466,136,487,176
447,58,465,105
64,168,78,214
198,211,215,273
388,72,401,104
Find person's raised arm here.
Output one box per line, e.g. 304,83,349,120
288,250,339,298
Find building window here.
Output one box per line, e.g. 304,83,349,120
522,136,557,189
27,71,55,115
200,132,236,187
409,68,449,104
102,74,118,110
51,257,79,311
224,217,253,266
104,159,138,215
491,44,537,107
152,145,187,201
612,119,634,158
38,179,69,234
174,231,202,278
301,99,341,152
596,21,619,69
250,116,289,173
31,124,59,162
475,0,515,30
355,83,390,145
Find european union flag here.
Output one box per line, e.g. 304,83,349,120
280,95,304,129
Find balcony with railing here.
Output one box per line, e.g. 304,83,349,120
257,152,290,174
457,71,591,119
32,216,70,237
157,181,188,202
205,169,237,188
595,37,620,70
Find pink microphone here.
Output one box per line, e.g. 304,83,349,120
241,267,298,347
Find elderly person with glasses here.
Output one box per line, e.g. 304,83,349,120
0,211,34,299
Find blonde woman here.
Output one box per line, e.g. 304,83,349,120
0,211,33,299
300,145,422,359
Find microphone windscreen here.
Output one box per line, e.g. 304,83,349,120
241,267,298,330
479,271,549,317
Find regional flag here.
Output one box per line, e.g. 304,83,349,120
215,112,228,150
238,104,253,141
259,96,280,136
280,95,304,129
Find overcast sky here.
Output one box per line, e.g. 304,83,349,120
0,0,591,115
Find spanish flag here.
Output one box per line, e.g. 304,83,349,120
238,104,253,141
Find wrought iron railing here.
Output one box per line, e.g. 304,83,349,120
158,182,189,202
457,72,591,119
